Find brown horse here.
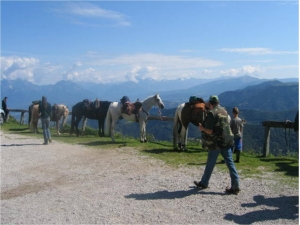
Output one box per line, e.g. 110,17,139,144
173,97,208,151
28,102,69,134
29,104,40,133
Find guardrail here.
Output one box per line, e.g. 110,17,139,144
262,121,295,157
6,109,174,125
6,109,28,124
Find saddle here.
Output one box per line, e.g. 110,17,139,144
83,98,101,111
120,96,143,122
51,104,60,121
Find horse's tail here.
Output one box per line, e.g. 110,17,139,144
70,107,75,135
30,104,39,133
173,105,181,149
61,106,69,131
105,106,112,137
29,106,34,132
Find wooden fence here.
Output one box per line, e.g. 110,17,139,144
8,109,297,157
262,121,295,157
6,109,174,125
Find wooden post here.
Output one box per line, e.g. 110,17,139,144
20,112,25,124
262,126,270,157
262,121,295,157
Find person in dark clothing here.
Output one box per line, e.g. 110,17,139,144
294,111,299,141
38,96,52,145
2,97,9,122
195,95,240,194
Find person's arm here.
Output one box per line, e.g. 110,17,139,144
199,113,214,135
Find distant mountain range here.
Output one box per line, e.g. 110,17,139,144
1,76,298,111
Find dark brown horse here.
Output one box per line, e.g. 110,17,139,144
70,99,112,137
173,97,208,151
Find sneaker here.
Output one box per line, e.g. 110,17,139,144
43,142,48,145
225,187,241,194
49,139,52,143
194,181,208,189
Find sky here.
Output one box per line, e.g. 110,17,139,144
1,1,299,85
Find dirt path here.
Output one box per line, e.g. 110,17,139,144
1,130,298,224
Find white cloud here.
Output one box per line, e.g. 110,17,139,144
220,48,298,55
94,53,223,69
220,65,263,77
1,56,39,82
58,2,131,27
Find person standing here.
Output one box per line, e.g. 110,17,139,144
39,96,52,145
195,95,240,194
230,107,243,163
2,96,9,122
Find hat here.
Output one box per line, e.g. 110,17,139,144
209,95,219,103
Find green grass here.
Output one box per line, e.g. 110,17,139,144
1,117,298,186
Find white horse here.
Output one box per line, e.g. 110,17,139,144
105,94,165,142
173,100,207,151
51,104,69,135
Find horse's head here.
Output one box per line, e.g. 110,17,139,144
154,94,165,109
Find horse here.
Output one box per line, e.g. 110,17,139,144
105,94,165,143
70,99,112,137
51,104,69,135
29,104,40,133
29,102,69,134
173,97,208,151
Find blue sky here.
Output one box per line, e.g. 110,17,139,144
1,1,299,85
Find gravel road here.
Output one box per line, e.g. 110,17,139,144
1,130,298,224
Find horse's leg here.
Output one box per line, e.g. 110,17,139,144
98,119,101,137
140,121,147,143
81,116,87,135
99,118,105,137
110,119,116,142
61,116,66,134
139,121,144,142
56,120,61,135
173,119,179,150
75,116,82,137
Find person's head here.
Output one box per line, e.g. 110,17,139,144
232,107,239,116
208,95,219,108
42,96,47,107
3,97,7,101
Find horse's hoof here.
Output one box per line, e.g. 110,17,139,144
144,140,148,143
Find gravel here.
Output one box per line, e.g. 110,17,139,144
1,130,298,224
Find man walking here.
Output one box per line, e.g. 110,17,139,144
38,96,52,145
194,95,240,194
